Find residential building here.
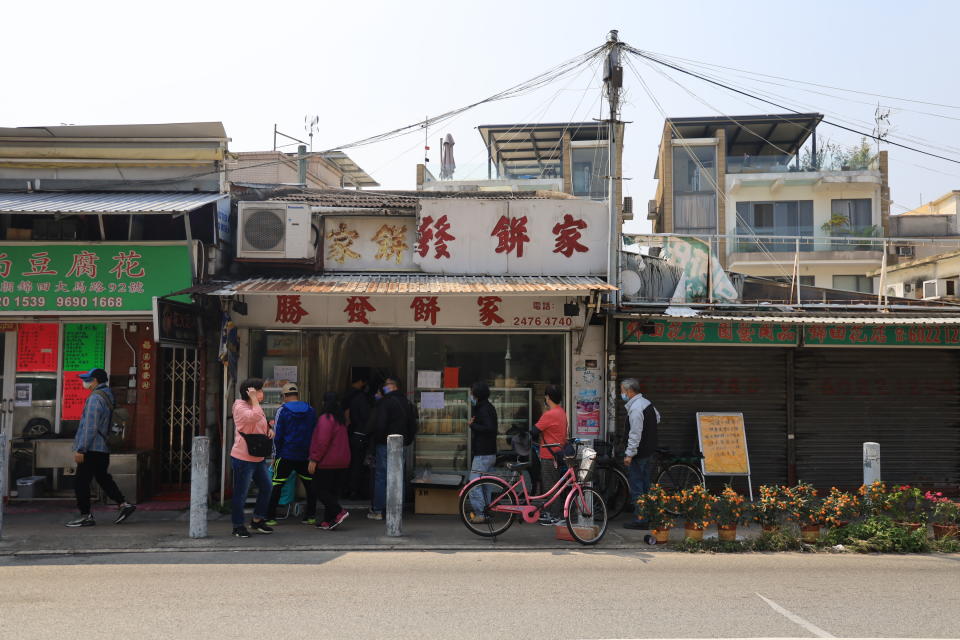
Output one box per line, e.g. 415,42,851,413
648,113,890,293
869,249,960,301
888,191,960,261
226,150,378,190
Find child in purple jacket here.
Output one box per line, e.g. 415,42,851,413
308,392,352,530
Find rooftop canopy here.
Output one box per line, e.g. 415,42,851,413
666,113,822,158
477,122,609,178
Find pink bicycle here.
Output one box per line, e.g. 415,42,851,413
458,439,607,545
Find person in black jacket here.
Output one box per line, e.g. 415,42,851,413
466,381,499,523
369,377,409,520
342,373,373,500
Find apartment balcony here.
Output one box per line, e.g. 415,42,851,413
726,236,884,267
726,155,882,193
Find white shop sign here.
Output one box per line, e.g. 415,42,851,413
234,294,584,330
322,216,417,271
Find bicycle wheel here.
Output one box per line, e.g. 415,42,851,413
566,487,608,545
595,466,631,519
459,479,516,537
656,464,704,515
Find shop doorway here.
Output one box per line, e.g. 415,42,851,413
158,346,200,488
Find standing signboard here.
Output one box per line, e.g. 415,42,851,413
695,412,752,500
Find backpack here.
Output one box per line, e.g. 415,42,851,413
92,389,127,446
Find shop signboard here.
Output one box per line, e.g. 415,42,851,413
621,319,799,346
152,298,201,347
803,324,960,347
696,412,753,499
322,216,417,271
235,293,585,330
414,198,608,276
0,243,193,314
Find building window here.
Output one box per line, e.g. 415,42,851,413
571,144,609,199
832,275,873,293
672,145,717,235
830,199,873,231
734,200,814,251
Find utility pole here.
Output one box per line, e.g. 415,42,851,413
603,30,623,444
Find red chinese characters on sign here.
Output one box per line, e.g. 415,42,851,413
0,253,11,278
410,296,440,326
17,323,59,372
551,214,589,257
758,324,775,341
344,296,376,324
870,326,887,344
66,250,100,279
109,251,146,279
491,215,530,257
275,295,309,325
807,326,827,343
477,296,504,326
61,373,92,420
718,323,733,340
736,324,755,343
22,252,57,276
416,215,456,259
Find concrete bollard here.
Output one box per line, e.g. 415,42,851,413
189,436,210,539
386,434,403,537
863,442,881,487
0,433,6,539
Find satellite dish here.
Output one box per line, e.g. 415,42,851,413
620,270,642,296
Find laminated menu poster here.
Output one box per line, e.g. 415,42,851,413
16,323,59,372
62,373,93,421
696,412,750,476
63,324,106,371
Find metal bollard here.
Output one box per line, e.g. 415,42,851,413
189,436,210,539
386,434,403,537
0,433,6,539
863,442,881,486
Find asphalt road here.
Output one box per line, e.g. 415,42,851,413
0,551,957,639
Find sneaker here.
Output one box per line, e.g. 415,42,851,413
264,519,279,527
537,516,557,526
468,512,490,525
317,521,332,530
250,520,274,534
114,503,137,524
328,510,350,530
366,510,383,521
553,519,567,527
65,514,95,528
232,526,251,538
301,517,317,526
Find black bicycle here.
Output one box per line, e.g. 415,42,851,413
592,442,704,517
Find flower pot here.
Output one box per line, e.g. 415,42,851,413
717,524,737,542
896,521,924,532
761,524,779,534
800,524,820,543
652,528,671,544
932,523,959,540
683,523,704,541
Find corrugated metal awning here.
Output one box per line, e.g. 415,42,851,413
0,191,227,215
625,312,960,325
187,275,616,296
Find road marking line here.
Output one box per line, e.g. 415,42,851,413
756,593,835,638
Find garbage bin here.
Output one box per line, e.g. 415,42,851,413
16,475,46,499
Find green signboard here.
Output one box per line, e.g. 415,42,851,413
0,243,192,313
621,319,799,346
804,324,960,347
63,323,106,371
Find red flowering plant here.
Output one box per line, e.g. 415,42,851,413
821,487,860,527
886,485,927,524
676,484,717,530
783,482,826,526
925,491,960,525
753,484,789,527
634,484,679,530
714,486,750,527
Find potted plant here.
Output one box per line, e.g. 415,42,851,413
635,485,678,543
714,486,749,541
784,482,825,542
925,491,960,540
860,481,890,518
753,484,788,532
886,485,927,530
822,487,860,528
676,484,716,541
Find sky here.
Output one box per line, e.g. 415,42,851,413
3,0,960,234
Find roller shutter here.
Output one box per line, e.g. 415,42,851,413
795,348,960,489
616,345,789,487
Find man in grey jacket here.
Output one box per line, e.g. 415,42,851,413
621,378,660,530
65,368,136,527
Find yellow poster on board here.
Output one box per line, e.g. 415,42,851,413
696,413,750,475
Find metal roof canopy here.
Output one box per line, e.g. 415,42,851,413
188,274,616,297
668,113,822,158
0,122,227,141
477,122,609,177
320,151,380,188
0,191,228,215
625,311,960,325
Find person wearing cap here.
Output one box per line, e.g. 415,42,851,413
265,382,319,525
66,368,136,527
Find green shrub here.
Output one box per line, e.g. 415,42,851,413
825,516,929,553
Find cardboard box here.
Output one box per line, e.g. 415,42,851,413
414,487,461,515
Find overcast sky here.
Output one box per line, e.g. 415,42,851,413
4,0,959,233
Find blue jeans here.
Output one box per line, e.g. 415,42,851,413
231,457,272,528
627,455,653,522
468,454,497,515
372,443,404,514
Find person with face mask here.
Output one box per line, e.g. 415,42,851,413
66,368,136,527
620,378,661,530
532,384,568,526
369,377,413,520
465,381,498,523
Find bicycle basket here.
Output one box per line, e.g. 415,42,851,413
576,447,597,483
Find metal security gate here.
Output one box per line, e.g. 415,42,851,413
616,346,790,487
160,346,201,486
795,348,960,489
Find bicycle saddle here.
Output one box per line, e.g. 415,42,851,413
505,460,532,471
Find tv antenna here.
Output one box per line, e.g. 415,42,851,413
305,115,319,152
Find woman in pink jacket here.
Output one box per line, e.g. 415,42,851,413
230,378,275,538
308,392,351,530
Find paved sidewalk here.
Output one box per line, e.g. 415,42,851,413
0,501,765,554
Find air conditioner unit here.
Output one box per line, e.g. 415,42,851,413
896,245,915,257
885,283,904,298
237,202,314,260
646,199,658,221
922,279,939,299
